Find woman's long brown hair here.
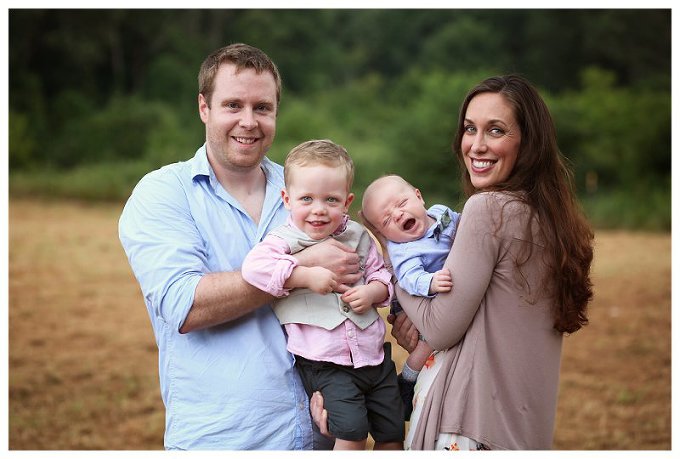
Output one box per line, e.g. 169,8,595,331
453,75,593,334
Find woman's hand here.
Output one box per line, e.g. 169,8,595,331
387,311,420,353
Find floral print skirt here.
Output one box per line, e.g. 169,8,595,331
404,349,487,451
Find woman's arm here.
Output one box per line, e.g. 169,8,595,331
396,193,499,350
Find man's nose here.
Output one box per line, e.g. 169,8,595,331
239,108,257,129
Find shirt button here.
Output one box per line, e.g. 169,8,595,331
342,305,350,313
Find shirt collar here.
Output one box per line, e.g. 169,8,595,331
191,144,211,179
426,208,452,242
191,144,283,187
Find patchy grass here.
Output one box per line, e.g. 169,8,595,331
7,199,671,450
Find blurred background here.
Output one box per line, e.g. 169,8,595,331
7,8,672,451
8,8,671,229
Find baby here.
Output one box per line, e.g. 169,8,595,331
360,174,460,420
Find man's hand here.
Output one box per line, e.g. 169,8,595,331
310,391,333,439
387,311,419,353
294,239,362,291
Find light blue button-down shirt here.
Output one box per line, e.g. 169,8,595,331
118,145,313,450
387,204,460,297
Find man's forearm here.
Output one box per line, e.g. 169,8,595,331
179,271,274,333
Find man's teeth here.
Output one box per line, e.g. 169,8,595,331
235,137,256,144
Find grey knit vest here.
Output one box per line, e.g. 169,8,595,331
270,220,380,330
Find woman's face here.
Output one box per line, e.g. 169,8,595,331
460,92,521,190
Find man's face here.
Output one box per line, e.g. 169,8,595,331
199,63,278,174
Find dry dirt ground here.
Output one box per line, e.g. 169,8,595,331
7,198,672,450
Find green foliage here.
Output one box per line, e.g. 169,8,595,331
9,160,153,202
582,183,671,231
8,111,37,170
554,68,670,188
8,9,671,230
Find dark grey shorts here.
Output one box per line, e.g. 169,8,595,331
295,342,404,443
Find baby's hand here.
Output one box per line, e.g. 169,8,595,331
429,268,452,294
306,266,337,294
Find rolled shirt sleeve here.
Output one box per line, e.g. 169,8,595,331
119,167,205,332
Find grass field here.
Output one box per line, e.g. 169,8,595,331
7,198,672,450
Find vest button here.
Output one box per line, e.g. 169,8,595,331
342,305,350,313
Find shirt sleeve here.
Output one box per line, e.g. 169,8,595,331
362,237,394,307
118,170,205,333
241,234,298,297
396,193,499,350
389,242,435,297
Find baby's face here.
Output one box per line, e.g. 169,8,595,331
363,178,432,243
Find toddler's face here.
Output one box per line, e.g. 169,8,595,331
363,178,432,243
282,165,354,240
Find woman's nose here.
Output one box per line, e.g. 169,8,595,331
471,132,487,153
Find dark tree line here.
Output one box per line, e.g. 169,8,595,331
8,9,671,229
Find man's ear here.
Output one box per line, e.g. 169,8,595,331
198,93,210,123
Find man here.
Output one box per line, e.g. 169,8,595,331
119,43,358,450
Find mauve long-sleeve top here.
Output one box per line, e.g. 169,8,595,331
397,191,563,450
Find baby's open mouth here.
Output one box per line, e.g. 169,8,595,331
403,218,416,231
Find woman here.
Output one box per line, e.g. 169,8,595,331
389,75,594,450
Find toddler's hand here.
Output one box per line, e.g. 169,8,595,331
341,285,374,314
306,266,337,294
